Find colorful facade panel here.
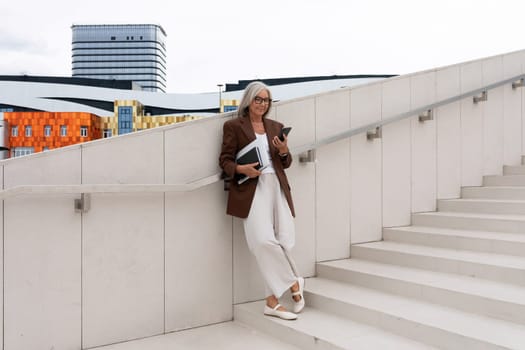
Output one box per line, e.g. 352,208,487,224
101,100,199,136
221,99,239,113
3,100,201,157
4,111,101,155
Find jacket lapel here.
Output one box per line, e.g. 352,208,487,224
238,117,279,156
263,118,278,156
239,117,256,144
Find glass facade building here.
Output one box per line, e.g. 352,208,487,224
71,24,167,92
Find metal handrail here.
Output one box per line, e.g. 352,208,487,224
0,173,222,199
1,73,524,198
292,73,525,155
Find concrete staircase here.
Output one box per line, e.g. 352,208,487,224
234,162,525,349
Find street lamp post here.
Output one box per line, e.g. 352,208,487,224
217,84,223,113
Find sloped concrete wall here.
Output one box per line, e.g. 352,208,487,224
0,49,524,349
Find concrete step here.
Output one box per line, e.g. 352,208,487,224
351,241,525,286
317,258,525,325
462,186,525,200
504,165,525,175
484,174,525,186
383,225,525,257
305,278,525,350
412,211,525,233
437,198,525,215
234,300,438,350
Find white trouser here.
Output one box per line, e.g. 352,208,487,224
243,173,298,298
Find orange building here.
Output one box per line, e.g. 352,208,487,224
4,112,102,157
2,105,201,158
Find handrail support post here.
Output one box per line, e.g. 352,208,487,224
512,78,525,89
367,126,382,141
299,150,316,163
75,193,91,213
473,91,488,104
418,109,433,122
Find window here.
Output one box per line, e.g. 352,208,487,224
11,126,18,137
110,36,116,40
44,125,51,137
12,147,34,157
103,129,112,138
80,126,88,137
60,125,67,137
25,125,32,137
118,106,133,135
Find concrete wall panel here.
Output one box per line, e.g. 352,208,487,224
165,183,232,331
4,195,81,350
315,89,351,260
165,117,225,184
82,131,164,184
411,71,437,212
382,78,411,227
82,193,164,348
349,85,382,244
350,134,382,244
315,139,351,261
460,61,484,186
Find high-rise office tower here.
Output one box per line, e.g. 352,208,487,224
71,24,167,92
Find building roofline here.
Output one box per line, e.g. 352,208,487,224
225,74,397,91
0,75,138,90
71,24,167,36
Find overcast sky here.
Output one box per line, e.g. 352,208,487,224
0,0,524,93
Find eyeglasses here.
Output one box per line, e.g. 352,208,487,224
253,96,271,105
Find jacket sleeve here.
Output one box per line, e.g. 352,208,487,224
275,121,293,169
219,121,238,178
280,152,293,169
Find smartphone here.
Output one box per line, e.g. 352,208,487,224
279,127,292,141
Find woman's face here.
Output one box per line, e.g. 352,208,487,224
248,89,270,119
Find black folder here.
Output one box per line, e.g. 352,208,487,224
237,147,263,168
235,146,264,184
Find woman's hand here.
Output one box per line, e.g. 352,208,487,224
236,162,261,178
272,134,289,155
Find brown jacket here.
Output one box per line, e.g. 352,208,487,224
219,116,295,218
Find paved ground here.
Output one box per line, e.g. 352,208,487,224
91,321,300,350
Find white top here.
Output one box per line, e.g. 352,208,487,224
255,133,275,174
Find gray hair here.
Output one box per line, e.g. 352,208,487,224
237,81,273,118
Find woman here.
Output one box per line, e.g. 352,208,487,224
219,81,304,320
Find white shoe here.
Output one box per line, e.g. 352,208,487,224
264,303,298,320
292,277,305,313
